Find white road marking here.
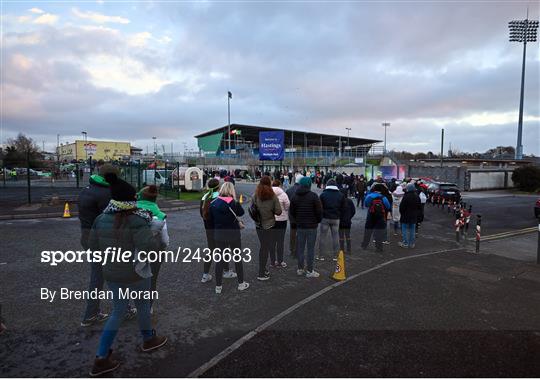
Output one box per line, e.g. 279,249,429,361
187,247,464,378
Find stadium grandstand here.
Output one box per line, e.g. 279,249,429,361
194,124,381,168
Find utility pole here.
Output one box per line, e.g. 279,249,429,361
509,11,538,159
227,91,232,153
382,122,390,155
440,128,444,168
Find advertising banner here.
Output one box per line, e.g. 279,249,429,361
83,143,97,156
259,131,284,161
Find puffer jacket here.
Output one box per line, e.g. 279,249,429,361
208,196,245,241
319,185,346,220
272,186,290,222
89,211,158,284
289,186,322,229
79,175,112,249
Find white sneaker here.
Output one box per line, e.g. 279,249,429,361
201,273,213,283
215,286,222,294
296,269,305,276
279,262,287,268
237,282,250,291
306,270,320,278
223,270,237,279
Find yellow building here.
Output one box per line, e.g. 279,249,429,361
57,140,131,162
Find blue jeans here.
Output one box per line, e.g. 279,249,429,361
401,223,416,246
82,262,104,321
296,228,317,272
96,278,153,357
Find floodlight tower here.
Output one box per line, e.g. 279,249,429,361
509,13,538,159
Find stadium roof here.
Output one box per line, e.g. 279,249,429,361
195,124,381,147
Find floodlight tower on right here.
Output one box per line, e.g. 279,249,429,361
508,12,538,160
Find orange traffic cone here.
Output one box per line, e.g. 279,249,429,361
331,250,346,281
239,194,244,204
63,202,71,218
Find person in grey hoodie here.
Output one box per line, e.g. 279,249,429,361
317,179,346,261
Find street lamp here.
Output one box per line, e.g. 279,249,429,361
81,131,87,161
152,136,157,185
509,12,538,160
382,122,390,155
345,127,351,162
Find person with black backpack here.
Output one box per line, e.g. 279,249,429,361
361,183,391,252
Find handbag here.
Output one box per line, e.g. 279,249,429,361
228,204,245,229
248,196,262,227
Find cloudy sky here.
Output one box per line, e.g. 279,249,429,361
1,1,539,155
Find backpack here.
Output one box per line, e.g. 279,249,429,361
369,197,386,217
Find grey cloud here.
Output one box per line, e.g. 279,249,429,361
2,2,539,155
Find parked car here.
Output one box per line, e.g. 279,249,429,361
535,198,540,219
427,182,461,202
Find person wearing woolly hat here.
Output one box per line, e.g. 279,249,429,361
317,178,346,261
299,176,312,188
399,183,422,248
289,174,323,277
285,174,304,258
88,177,167,376
200,179,235,283
79,164,122,328
391,185,405,236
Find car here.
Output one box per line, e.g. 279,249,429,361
427,182,461,202
535,198,540,219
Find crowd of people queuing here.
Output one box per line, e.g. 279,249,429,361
75,161,428,375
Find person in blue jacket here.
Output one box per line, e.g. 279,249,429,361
361,183,391,252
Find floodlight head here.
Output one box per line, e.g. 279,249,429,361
508,18,539,43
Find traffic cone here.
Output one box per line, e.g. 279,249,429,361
331,250,346,281
63,202,71,218
239,194,244,204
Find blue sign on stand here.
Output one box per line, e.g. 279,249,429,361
259,131,285,161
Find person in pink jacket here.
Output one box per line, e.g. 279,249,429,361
270,179,291,268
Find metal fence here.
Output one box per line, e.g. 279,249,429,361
0,160,186,204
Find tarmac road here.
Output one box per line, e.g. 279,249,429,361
0,187,538,377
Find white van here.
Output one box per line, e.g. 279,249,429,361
142,169,167,186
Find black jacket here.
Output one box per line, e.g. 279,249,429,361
289,187,322,229
319,187,346,220
78,175,111,249
285,183,300,200
339,198,356,228
399,191,421,224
